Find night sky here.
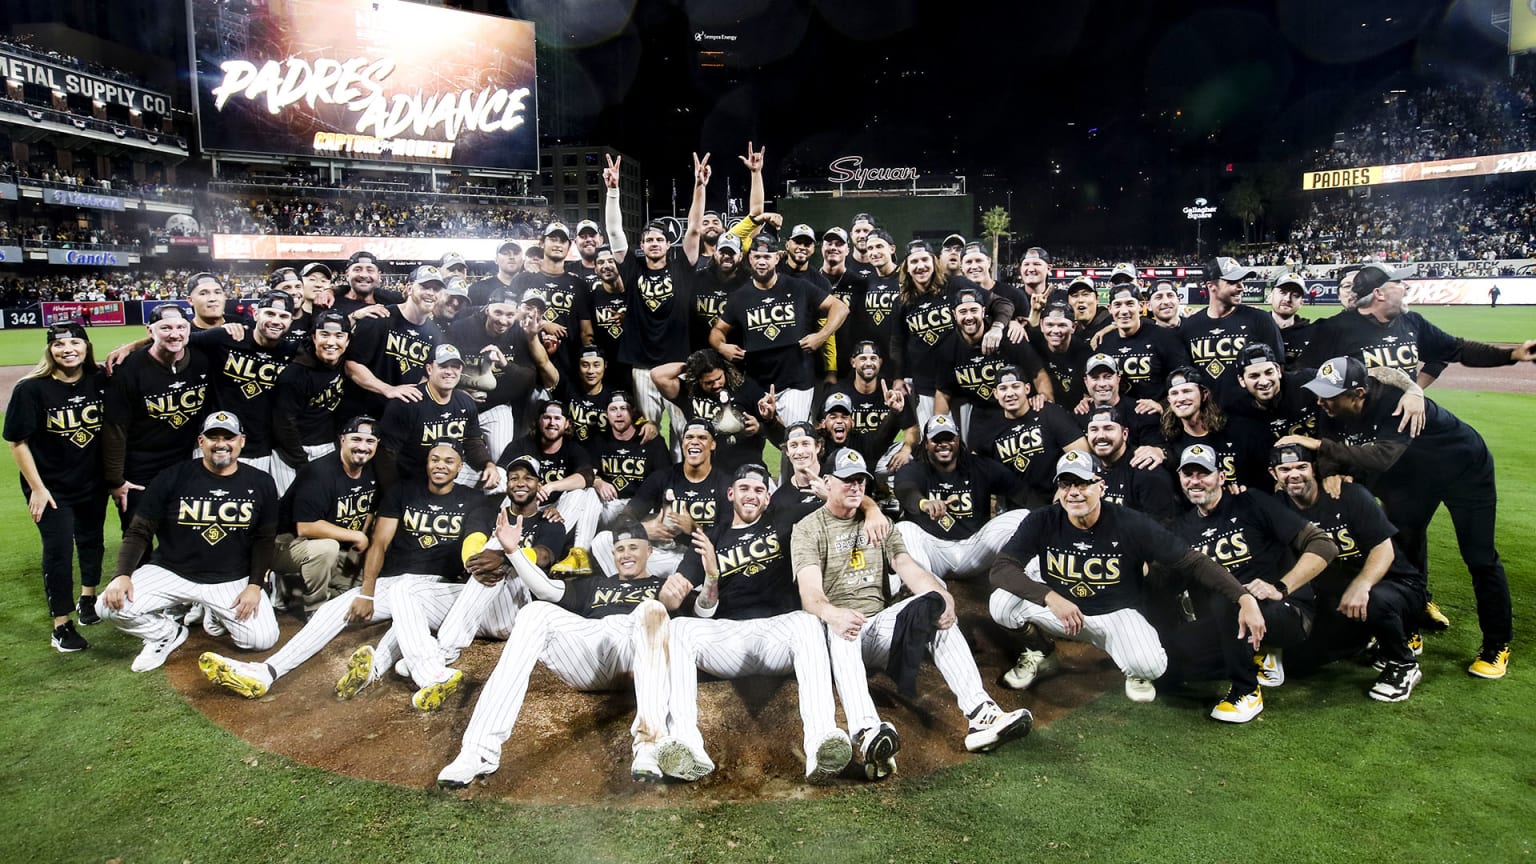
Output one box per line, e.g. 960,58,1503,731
488,0,1515,249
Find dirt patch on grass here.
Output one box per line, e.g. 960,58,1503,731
167,580,1121,806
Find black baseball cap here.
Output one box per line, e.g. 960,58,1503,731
299,262,333,279
347,250,379,267
267,268,300,290
1270,442,1315,467
149,303,189,323
186,272,220,292
46,321,88,344
255,290,295,313
1238,342,1280,370
1303,356,1368,398
339,415,377,436
314,310,351,333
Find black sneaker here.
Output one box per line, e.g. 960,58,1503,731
77,595,100,626
1369,661,1422,702
51,621,89,653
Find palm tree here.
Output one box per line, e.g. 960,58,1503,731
980,205,1011,279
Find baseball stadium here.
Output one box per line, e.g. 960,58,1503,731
2,2,1534,863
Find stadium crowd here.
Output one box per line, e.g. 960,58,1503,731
208,199,547,239
8,143,1529,795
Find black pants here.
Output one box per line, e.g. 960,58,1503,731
1379,449,1512,646
1289,579,1428,671
1159,588,1314,693
32,492,108,618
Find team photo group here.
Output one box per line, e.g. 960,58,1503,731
10,144,1532,789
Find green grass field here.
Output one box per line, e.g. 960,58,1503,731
2,308,1533,864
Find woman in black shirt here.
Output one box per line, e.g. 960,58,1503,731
4,323,108,652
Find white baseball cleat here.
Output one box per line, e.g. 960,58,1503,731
1002,649,1061,691
655,736,714,782
131,624,189,673
805,729,853,784
437,752,498,789
630,741,663,783
853,722,900,781
1124,675,1157,703
964,701,1033,753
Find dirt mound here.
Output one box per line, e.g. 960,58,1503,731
168,583,1121,805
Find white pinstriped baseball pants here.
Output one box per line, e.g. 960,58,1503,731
895,509,1030,583
263,574,422,679
823,592,991,735
667,611,840,756
371,576,527,688
454,599,673,769
98,563,279,654
989,589,1168,680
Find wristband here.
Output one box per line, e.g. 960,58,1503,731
356,594,374,601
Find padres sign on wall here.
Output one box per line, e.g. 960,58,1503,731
191,0,538,172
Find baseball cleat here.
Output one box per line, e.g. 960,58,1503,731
1468,643,1510,680
335,645,379,699
655,736,715,782
1255,652,1285,688
437,752,497,789
1369,661,1422,702
51,621,89,653
77,595,100,626
1422,600,1450,632
805,729,853,784
202,610,227,638
130,624,189,673
854,722,900,781
182,604,206,628
1209,686,1263,723
630,741,663,783
550,546,594,577
1373,633,1425,671
964,702,1033,753
394,658,413,679
1124,675,1157,703
1002,648,1060,691
199,651,272,699
412,670,464,712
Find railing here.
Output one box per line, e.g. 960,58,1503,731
0,98,188,150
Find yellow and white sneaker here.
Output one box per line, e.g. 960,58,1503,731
1468,644,1510,680
1210,687,1264,723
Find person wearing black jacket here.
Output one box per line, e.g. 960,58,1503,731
5,322,108,652
1279,356,1514,681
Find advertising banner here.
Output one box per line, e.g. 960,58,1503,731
0,181,17,201
0,46,172,114
191,0,538,171
0,244,24,263
1301,149,1536,190
1404,277,1536,305
40,301,126,326
141,300,193,322
46,249,130,267
42,188,128,211
211,234,528,262
3,306,42,329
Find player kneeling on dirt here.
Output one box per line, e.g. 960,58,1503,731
437,516,694,789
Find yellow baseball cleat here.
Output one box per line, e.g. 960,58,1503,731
335,645,378,700
412,669,464,712
550,547,593,577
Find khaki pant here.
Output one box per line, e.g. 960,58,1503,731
273,533,360,611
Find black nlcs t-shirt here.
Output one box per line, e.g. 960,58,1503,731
974,403,1084,503
628,465,730,541
678,517,797,619
272,355,348,451
1220,371,1320,442
4,373,108,504
561,384,613,444
380,388,488,479
138,460,278,584
590,432,671,499
676,379,769,472
840,269,901,378
106,348,212,483
1001,502,1192,615
191,328,296,457
278,455,378,535
376,482,490,579
892,456,1022,540
497,437,593,507
1100,458,1180,524
691,266,746,354
1172,490,1309,599
1277,483,1421,595
446,314,540,411
579,283,630,368
349,308,442,391
1098,323,1193,402
1029,330,1094,408
498,507,571,561
1178,305,1284,397
719,274,829,391
557,573,668,618
1163,414,1275,492
1298,309,1461,378
618,250,693,367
